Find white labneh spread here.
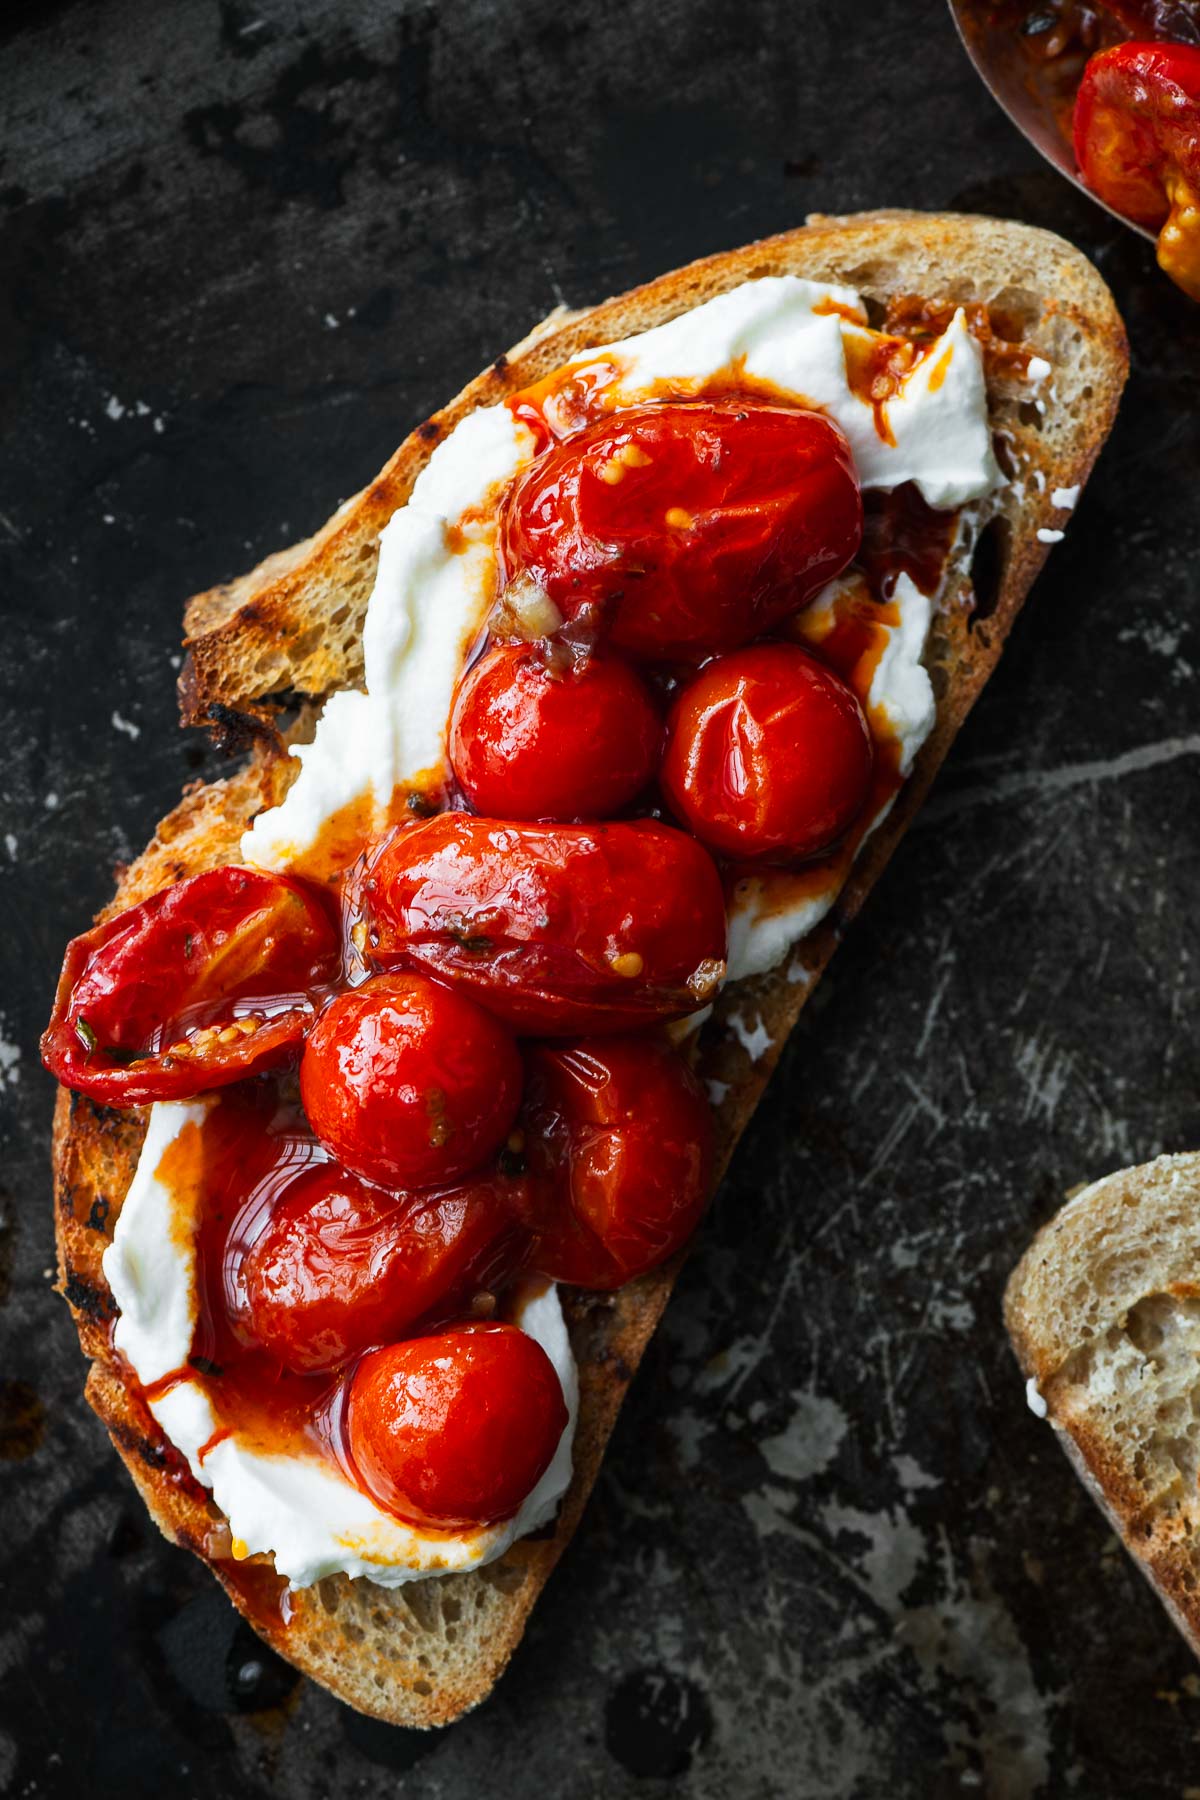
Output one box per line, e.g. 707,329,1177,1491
117,274,1015,1592
242,275,999,901
104,1101,578,1589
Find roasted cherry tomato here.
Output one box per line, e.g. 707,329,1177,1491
347,1322,568,1528
522,1035,714,1289
41,866,340,1105
660,644,874,863
448,643,661,821
300,973,523,1190
361,814,728,1034
1075,42,1200,299
501,402,862,661
237,1164,528,1374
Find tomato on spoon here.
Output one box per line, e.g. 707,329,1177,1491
41,866,340,1105
1075,41,1200,299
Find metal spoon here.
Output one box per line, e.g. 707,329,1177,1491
945,0,1156,239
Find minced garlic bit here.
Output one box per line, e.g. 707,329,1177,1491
490,574,564,641
608,951,645,978
687,957,726,1000
664,506,693,529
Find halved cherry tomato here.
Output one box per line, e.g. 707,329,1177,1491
361,815,728,1034
501,402,862,661
448,643,661,821
300,973,523,1190
660,644,874,863
236,1164,528,1374
346,1322,568,1528
1075,42,1200,299
41,867,340,1105
523,1035,714,1289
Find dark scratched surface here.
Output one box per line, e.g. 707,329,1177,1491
2,2,1199,1795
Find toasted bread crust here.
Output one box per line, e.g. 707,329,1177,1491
1005,1154,1200,1661
53,211,1127,1726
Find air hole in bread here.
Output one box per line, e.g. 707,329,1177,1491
968,516,1009,630
318,1579,341,1614
481,1559,526,1595
1016,400,1043,431
403,1584,442,1633
988,285,1041,338
412,1679,433,1696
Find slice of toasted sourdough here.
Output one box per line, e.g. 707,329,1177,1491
1006,1154,1200,1655
52,211,1127,1727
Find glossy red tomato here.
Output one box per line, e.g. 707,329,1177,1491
237,1164,528,1373
448,643,661,821
660,644,874,863
41,866,340,1105
301,973,523,1190
501,402,862,661
361,815,728,1034
1075,42,1200,299
346,1323,568,1528
523,1035,714,1289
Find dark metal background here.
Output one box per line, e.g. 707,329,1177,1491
2,3,1198,1795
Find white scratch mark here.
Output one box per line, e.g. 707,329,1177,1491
921,734,1200,827
0,1021,20,1089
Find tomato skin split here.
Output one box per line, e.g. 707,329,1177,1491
41,866,341,1105
361,814,729,1035
346,1323,568,1528
1074,41,1200,299
661,643,874,864
501,402,863,662
523,1034,715,1289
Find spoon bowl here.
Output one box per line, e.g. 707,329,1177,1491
946,0,1156,239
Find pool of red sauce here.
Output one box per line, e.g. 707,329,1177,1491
118,296,1030,1630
